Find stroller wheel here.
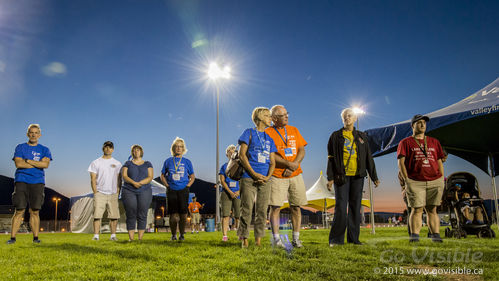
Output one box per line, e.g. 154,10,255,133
487,229,495,238
445,227,451,238
477,229,489,238
460,230,467,238
453,230,461,239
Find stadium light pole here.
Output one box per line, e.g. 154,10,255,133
352,107,376,234
52,197,61,232
207,62,231,228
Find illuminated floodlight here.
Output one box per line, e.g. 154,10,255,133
352,107,365,115
208,62,231,80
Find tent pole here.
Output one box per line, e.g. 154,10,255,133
368,176,375,234
489,154,499,230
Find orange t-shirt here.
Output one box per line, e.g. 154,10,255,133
188,202,201,213
265,125,307,178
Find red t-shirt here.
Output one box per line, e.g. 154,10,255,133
397,136,444,181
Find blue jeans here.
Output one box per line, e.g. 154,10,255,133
121,187,152,231
329,176,364,244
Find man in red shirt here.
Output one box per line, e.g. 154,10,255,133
397,114,445,243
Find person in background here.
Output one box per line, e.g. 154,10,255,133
219,144,241,241
188,196,204,234
237,107,277,248
326,108,380,247
397,114,445,243
88,141,122,241
121,144,154,242
266,105,308,248
8,124,52,244
160,137,195,242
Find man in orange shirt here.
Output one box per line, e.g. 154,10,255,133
266,105,308,248
188,197,204,234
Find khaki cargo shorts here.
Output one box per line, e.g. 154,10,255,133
191,212,201,224
93,192,120,219
269,174,307,207
406,177,444,208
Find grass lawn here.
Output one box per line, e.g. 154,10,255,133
1,226,498,280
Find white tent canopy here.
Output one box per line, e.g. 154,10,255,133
70,180,166,233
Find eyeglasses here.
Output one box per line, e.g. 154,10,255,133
275,113,289,118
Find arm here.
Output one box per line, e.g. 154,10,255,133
220,174,236,198
122,167,142,188
365,139,380,187
326,135,335,191
437,159,444,178
26,157,51,169
265,152,276,181
186,173,195,188
117,169,122,194
398,156,409,181
239,143,265,181
14,157,35,169
90,172,97,194
160,173,169,189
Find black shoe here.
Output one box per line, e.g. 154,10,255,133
171,235,177,241
409,234,420,243
431,233,443,243
353,241,363,245
179,234,185,241
33,239,41,244
6,239,16,245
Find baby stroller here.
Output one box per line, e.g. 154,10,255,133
442,172,496,239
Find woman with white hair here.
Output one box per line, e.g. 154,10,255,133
121,144,153,241
160,137,195,242
237,107,277,248
219,144,241,242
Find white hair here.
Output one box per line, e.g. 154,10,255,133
270,105,285,116
225,144,236,155
170,137,188,156
27,124,41,134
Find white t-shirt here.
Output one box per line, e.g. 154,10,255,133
88,157,122,194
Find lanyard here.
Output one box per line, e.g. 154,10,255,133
413,136,428,159
273,126,288,147
254,128,266,151
173,156,183,173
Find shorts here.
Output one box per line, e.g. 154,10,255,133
221,191,241,218
167,188,189,215
12,182,45,210
269,174,307,207
93,192,120,219
191,212,201,224
405,177,444,208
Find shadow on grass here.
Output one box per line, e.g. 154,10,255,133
40,243,157,262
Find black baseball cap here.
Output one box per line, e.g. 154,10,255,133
411,114,429,125
103,141,114,148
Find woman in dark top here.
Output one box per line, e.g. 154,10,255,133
326,108,380,246
121,144,154,241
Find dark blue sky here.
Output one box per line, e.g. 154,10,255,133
1,0,498,210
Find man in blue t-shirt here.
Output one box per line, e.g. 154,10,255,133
8,124,52,244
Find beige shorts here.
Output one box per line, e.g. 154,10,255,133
406,177,444,208
191,212,201,224
269,174,307,207
93,192,120,219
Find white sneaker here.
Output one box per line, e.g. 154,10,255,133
292,239,303,248
110,236,118,241
92,235,99,241
272,237,285,248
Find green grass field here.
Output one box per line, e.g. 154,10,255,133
2,226,498,280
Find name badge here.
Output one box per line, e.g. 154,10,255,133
258,153,266,163
172,173,181,181
229,182,237,188
284,148,293,157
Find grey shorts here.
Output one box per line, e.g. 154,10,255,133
12,182,45,210
221,191,241,218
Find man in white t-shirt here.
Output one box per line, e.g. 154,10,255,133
88,141,122,241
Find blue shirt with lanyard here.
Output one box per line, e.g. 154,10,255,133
219,162,240,198
161,156,194,190
238,128,277,179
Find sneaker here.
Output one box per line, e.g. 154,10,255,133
171,235,177,241
33,239,41,244
92,236,99,241
179,234,185,241
110,236,118,241
431,233,443,243
6,239,16,245
272,237,286,248
466,220,472,224
409,234,420,243
196,231,199,234
291,239,303,248
191,231,194,234
222,236,228,242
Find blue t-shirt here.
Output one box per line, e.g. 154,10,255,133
122,160,153,193
219,162,240,197
13,143,53,184
161,157,194,191
238,128,277,179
